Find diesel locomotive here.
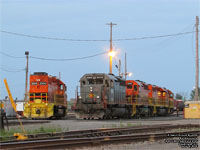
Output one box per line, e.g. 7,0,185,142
75,73,174,119
126,80,174,117
75,73,127,119
24,72,67,119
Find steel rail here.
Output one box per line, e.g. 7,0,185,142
1,124,199,143
1,130,199,150
0,124,170,141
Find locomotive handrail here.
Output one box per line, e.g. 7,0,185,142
29,93,48,102
126,96,172,107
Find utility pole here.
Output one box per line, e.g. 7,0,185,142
59,72,61,80
195,16,199,101
106,22,117,74
125,53,127,80
119,59,121,76
25,51,29,103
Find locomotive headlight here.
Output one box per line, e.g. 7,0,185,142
97,96,100,99
90,87,93,92
79,96,82,99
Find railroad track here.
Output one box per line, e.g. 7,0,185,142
1,124,199,142
1,124,170,141
1,124,200,149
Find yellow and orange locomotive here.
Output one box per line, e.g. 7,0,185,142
24,72,67,119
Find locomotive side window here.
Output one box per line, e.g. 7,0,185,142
31,82,37,85
134,85,138,91
82,81,86,85
60,84,63,90
105,80,109,87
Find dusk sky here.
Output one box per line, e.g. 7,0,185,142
0,0,199,100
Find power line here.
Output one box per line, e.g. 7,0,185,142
0,30,195,42
0,50,108,61
113,31,194,41
0,30,107,42
30,51,109,61
0,67,25,72
0,51,24,58
1,65,25,71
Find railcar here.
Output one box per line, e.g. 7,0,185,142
75,73,129,119
24,72,67,119
174,99,184,111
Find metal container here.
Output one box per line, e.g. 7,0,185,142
4,100,16,117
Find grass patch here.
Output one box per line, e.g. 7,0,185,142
111,124,117,128
126,122,134,127
0,125,63,141
119,120,124,128
172,127,200,132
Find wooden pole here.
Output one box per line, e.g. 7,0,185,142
106,22,117,74
195,16,199,101
25,51,29,103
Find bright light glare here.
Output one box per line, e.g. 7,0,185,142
109,51,116,57
128,72,133,77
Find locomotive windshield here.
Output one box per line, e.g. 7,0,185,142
127,82,133,89
86,76,104,85
87,79,103,85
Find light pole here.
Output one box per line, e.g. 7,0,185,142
106,22,117,74
25,51,29,103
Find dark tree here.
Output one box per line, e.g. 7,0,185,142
190,87,200,100
175,93,183,99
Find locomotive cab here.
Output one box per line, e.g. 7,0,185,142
126,80,139,102
79,75,105,104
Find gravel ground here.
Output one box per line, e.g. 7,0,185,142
7,113,200,131
6,113,200,149
66,137,200,150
